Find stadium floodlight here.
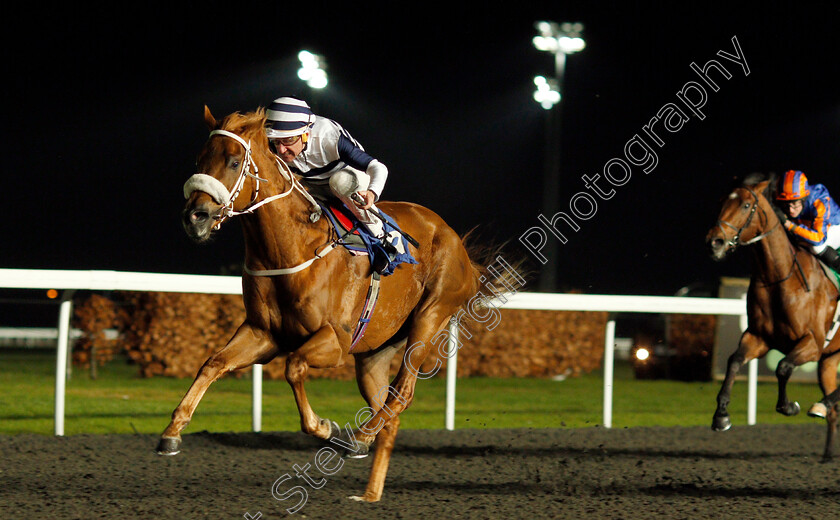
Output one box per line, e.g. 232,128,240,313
533,75,561,110
531,21,586,291
297,50,328,89
530,21,584,111
533,21,586,55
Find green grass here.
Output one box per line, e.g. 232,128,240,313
0,350,826,436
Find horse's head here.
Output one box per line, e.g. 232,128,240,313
182,106,271,242
706,174,777,261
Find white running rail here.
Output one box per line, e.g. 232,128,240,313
0,268,748,435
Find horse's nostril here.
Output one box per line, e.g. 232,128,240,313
190,211,209,223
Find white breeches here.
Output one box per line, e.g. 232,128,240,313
811,224,840,254
327,169,384,238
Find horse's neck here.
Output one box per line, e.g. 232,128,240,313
241,158,325,269
751,214,798,287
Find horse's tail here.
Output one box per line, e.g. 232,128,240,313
460,229,531,315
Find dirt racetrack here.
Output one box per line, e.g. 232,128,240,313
2,424,838,519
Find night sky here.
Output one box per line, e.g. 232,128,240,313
4,2,840,298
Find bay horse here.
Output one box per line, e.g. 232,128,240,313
706,173,840,461
156,107,515,501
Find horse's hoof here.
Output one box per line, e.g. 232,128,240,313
777,401,801,417
332,428,370,459
326,420,342,440
348,493,378,502
343,441,369,459
156,437,181,456
712,414,731,432
808,402,828,419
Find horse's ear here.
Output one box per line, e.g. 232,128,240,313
756,179,773,199
204,105,217,130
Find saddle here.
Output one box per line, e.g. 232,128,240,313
319,202,368,254
318,201,418,276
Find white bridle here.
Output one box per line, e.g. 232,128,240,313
183,128,334,276
183,129,321,228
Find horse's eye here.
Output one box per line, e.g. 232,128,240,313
743,202,750,209
231,160,240,169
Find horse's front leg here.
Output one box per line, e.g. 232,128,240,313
285,324,345,440
822,403,839,462
808,351,840,419
157,322,277,455
713,331,768,431
809,351,840,461
776,335,820,416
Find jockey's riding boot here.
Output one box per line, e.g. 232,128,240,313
817,247,840,272
372,238,398,275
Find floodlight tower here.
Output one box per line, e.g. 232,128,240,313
297,50,328,110
532,21,585,292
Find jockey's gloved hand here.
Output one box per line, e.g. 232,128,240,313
772,205,788,224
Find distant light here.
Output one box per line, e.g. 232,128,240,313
558,36,586,53
533,20,586,55
298,50,328,89
46,289,59,299
532,35,558,52
533,75,561,110
635,347,651,362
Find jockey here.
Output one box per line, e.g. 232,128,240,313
774,169,840,271
264,96,401,274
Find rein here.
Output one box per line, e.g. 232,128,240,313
184,128,335,276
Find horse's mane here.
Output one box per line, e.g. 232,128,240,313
733,171,779,201
218,109,268,144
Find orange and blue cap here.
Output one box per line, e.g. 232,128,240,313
776,170,811,201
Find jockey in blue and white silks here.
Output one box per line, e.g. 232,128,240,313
774,169,840,272
265,96,404,273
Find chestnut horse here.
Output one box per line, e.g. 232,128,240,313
156,107,513,501
706,174,840,460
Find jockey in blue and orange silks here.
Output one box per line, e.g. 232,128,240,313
773,169,840,272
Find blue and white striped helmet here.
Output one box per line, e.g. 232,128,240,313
265,97,314,138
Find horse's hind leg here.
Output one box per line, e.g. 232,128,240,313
157,322,277,455
285,325,345,440
352,311,451,502
344,340,405,502
713,331,768,431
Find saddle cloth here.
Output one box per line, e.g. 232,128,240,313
318,201,418,276
817,248,840,293
816,248,840,348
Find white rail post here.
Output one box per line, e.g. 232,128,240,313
738,301,757,426
252,364,263,432
445,318,459,431
603,319,616,428
55,290,75,436
747,359,758,425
